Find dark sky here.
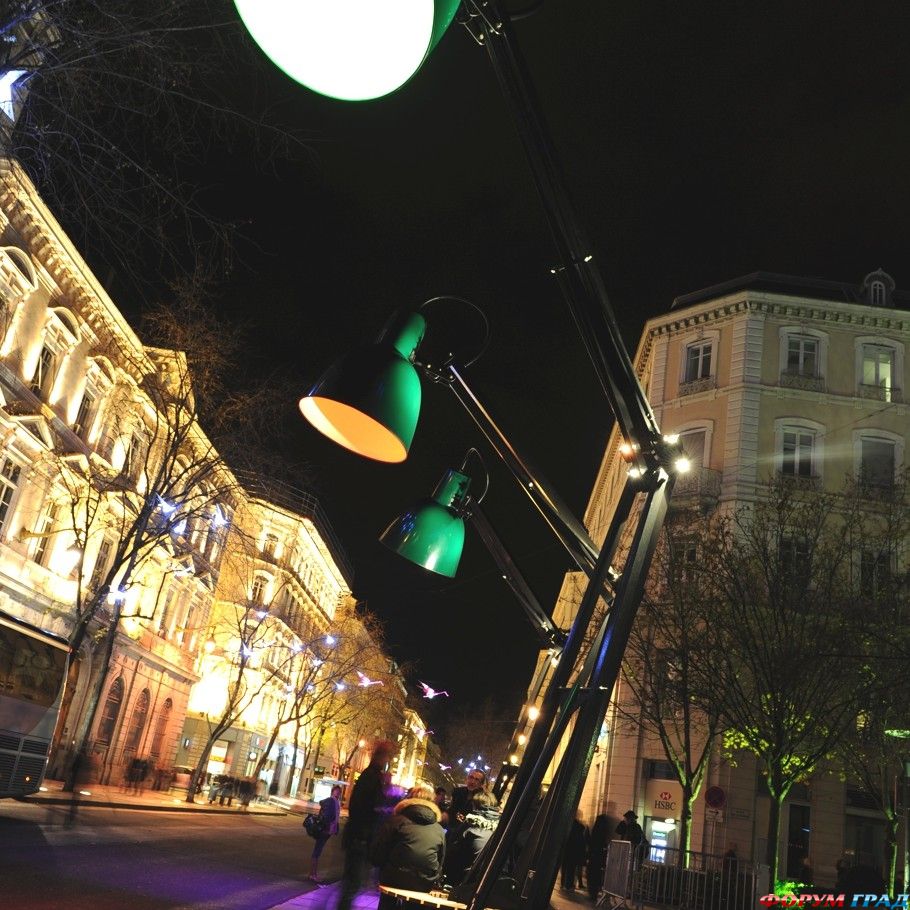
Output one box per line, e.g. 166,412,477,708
92,3,910,736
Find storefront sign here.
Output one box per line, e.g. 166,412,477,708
645,778,683,818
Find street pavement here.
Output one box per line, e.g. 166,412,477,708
28,777,292,815
17,780,591,910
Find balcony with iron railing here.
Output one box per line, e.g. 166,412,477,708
236,472,353,585
669,466,721,506
678,376,717,398
775,470,822,491
858,382,902,403
779,368,826,393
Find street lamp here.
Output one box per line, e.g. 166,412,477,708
380,447,564,647
233,0,461,102
240,2,681,908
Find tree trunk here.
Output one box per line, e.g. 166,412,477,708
766,794,784,885
253,722,282,779
285,717,302,796
187,721,234,804
680,783,694,859
63,602,122,791
886,815,899,898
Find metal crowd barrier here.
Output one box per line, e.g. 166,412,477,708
597,842,761,910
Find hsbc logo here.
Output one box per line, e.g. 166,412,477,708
654,790,677,812
659,791,672,800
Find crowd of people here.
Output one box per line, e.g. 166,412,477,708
302,740,659,907
304,741,507,907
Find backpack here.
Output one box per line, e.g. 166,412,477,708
303,813,328,838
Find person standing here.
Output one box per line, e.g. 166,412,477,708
449,769,486,824
433,786,451,825
587,813,612,900
371,785,446,910
560,810,589,890
308,784,342,883
615,810,646,868
337,739,396,910
443,791,500,890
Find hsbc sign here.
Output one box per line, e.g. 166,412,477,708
644,779,683,818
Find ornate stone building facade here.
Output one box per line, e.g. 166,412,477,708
0,160,420,795
558,270,910,885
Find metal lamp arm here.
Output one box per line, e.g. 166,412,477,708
461,0,664,465
444,363,602,576
466,502,564,648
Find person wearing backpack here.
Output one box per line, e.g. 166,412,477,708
308,784,342,883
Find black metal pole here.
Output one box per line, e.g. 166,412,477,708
462,0,663,458
467,503,564,647
445,364,601,575
515,478,672,910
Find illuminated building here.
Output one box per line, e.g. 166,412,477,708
562,270,909,884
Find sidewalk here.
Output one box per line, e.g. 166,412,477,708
267,879,600,910
21,778,287,816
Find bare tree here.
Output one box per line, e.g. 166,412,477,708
249,606,396,795
834,478,910,894
45,287,263,788
705,480,869,884
618,513,723,857
1,0,309,295
441,695,513,783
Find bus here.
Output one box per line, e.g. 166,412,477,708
0,610,70,797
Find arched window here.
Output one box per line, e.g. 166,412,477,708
124,688,151,754
149,698,173,760
870,280,886,307
96,677,124,745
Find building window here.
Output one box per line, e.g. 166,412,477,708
0,458,21,533
262,533,279,558
779,536,811,578
89,538,113,592
860,549,891,597
251,575,267,604
32,504,59,567
870,280,886,307
684,341,712,382
860,344,896,401
30,345,56,398
157,589,177,637
786,336,818,378
123,688,151,755
646,759,677,780
859,437,896,488
149,698,172,761
781,428,815,478
122,431,147,483
96,677,124,745
73,390,95,438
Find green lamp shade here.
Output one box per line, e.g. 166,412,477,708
300,311,427,463
379,469,470,577
234,0,462,102
300,345,421,463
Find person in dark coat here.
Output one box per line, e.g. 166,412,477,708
616,810,646,868
371,785,446,910
561,810,589,890
449,769,487,824
444,791,500,890
308,784,342,882
338,740,396,910
586,813,612,900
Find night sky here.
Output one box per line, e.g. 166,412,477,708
65,3,910,736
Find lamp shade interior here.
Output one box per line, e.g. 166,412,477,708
379,469,470,577
300,344,422,462
234,0,462,102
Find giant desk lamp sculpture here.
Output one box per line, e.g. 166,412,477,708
238,1,684,908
